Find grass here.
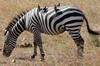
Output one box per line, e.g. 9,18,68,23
0,0,100,66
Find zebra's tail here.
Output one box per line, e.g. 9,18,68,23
83,15,100,35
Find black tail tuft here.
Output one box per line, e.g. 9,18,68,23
82,14,100,35
88,28,100,35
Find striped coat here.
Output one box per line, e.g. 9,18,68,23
3,5,100,61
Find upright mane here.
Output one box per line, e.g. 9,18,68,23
4,11,28,35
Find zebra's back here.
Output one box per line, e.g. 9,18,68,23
25,6,84,35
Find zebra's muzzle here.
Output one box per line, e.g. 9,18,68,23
3,49,12,57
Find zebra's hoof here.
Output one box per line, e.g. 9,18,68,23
31,55,35,59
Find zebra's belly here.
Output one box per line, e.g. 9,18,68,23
41,28,65,35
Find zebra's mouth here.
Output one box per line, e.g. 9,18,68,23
3,49,12,57
3,53,10,57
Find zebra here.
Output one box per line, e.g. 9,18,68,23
3,5,100,61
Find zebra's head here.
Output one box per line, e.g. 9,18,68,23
3,30,16,57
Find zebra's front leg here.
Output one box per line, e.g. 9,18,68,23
32,30,45,61
38,42,45,61
31,42,37,59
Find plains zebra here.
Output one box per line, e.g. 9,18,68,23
3,5,100,61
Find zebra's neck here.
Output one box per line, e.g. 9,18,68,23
6,11,27,31
11,16,26,39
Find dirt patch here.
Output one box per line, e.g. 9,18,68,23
19,43,32,48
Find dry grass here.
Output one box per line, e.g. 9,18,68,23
0,0,100,66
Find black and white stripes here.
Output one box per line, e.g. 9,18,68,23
3,5,100,60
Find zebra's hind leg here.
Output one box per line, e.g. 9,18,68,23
74,36,84,58
69,31,84,58
31,30,45,61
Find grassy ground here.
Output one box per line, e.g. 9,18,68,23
0,0,100,66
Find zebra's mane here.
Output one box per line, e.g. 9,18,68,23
4,4,60,35
4,11,28,35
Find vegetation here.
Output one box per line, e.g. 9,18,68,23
0,0,100,66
